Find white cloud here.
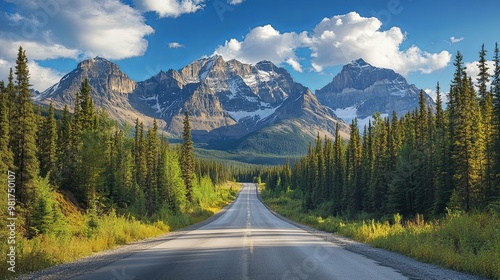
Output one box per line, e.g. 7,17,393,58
0,0,153,89
68,1,154,59
286,58,303,72
0,58,62,91
308,12,451,75
425,88,449,106
228,0,244,4
133,0,205,18
168,42,185,48
450,36,464,44
2,1,153,60
27,61,64,91
214,24,307,71
214,12,451,75
465,60,495,87
0,38,80,61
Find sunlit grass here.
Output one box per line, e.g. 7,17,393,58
262,192,500,280
0,182,241,279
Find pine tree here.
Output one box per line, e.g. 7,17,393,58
180,111,195,202
477,44,495,204
451,75,484,212
332,123,345,215
158,143,185,212
478,44,490,104
370,114,390,214
433,84,453,215
79,78,96,131
38,103,58,182
492,42,500,198
360,124,371,211
10,47,39,205
134,120,147,188
6,69,15,120
345,119,362,217
0,80,13,173
57,105,72,187
145,120,160,215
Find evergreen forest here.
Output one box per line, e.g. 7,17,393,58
262,45,500,219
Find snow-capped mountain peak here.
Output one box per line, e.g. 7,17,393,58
315,58,435,125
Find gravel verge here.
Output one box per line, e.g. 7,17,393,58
256,190,487,280
15,190,242,280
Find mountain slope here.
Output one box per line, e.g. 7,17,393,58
315,58,435,125
35,56,349,157
130,55,348,143
35,57,162,128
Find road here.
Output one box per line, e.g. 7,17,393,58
72,183,407,280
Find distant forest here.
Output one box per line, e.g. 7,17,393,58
260,44,500,218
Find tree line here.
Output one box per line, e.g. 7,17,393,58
262,44,500,219
0,47,232,237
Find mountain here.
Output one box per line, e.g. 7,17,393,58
315,58,435,126
35,57,162,128
35,56,349,157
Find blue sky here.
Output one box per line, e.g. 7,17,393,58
1,0,499,101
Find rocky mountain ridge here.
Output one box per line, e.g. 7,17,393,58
36,55,349,155
315,58,435,125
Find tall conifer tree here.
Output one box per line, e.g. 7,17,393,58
38,103,58,182
10,47,39,204
180,111,195,202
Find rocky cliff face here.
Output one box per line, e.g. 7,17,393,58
35,56,348,155
315,59,435,123
35,57,161,128
132,55,345,140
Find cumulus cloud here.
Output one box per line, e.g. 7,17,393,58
308,12,451,75
0,0,154,89
214,24,308,71
465,60,495,87
168,42,185,48
2,0,153,60
0,58,63,91
425,88,449,105
450,36,464,44
214,12,451,75
228,0,244,4
134,0,205,18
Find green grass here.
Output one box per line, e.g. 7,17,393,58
0,182,240,279
262,191,500,280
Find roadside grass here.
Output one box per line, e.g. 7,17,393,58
262,192,500,280
0,182,240,279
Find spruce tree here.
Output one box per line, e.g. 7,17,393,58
478,44,490,104
451,75,484,212
345,119,362,216
134,120,147,188
79,78,96,131
332,123,345,215
57,105,72,188
477,44,495,203
433,84,453,215
39,103,58,182
492,43,500,197
145,120,160,215
10,47,39,205
180,111,195,202
6,69,15,120
0,80,13,173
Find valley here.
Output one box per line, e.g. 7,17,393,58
34,55,431,164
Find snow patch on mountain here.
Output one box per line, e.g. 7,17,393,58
227,102,277,122
334,106,357,121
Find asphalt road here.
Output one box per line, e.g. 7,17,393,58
72,183,408,280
